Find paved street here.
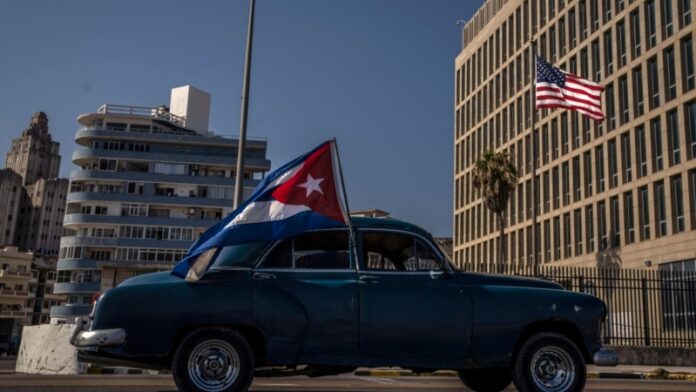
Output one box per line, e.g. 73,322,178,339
0,372,694,392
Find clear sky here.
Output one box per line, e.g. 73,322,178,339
0,0,479,237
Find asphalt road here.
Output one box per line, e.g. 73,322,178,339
0,373,694,392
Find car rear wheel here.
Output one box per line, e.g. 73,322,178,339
512,332,586,392
457,368,511,392
172,328,254,392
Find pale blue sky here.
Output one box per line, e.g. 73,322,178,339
0,0,479,236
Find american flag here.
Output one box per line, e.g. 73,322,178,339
535,55,604,121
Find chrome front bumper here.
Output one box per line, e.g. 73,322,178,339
70,317,126,348
593,347,619,366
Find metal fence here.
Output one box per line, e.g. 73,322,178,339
460,263,696,347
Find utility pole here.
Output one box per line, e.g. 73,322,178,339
234,0,256,209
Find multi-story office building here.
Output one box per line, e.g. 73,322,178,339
52,86,270,322
0,170,23,247
454,0,696,270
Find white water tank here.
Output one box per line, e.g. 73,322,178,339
169,85,211,134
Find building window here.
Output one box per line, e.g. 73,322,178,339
664,46,677,101
596,145,605,192
682,36,695,92
639,186,651,241
604,31,613,75
651,117,664,172
617,20,627,67
586,204,595,252
648,57,660,109
630,10,641,59
619,75,629,124
636,125,648,177
687,100,696,160
624,191,635,244
563,213,571,258
633,66,644,117
662,0,674,38
561,113,569,155
606,83,615,130
621,132,632,183
690,169,696,230
573,156,581,201
553,167,560,209
544,220,551,263
598,200,607,249
610,196,620,247
680,0,692,28
543,171,550,213
569,8,576,46
672,175,685,233
574,209,583,255
646,0,657,48
608,139,618,188
668,109,681,166
584,151,593,196
655,181,667,237
592,39,601,81
580,47,589,78
554,216,561,261
562,162,570,206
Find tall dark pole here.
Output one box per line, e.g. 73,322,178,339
530,40,539,276
234,0,256,209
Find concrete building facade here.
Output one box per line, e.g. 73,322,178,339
51,86,271,322
0,246,33,350
0,170,23,248
454,0,696,271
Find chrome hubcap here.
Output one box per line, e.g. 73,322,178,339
530,345,575,392
188,339,240,391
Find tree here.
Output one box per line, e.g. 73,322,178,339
472,150,519,272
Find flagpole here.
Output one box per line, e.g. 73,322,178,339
530,39,539,277
234,0,256,209
331,138,358,267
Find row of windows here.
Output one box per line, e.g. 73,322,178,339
458,0,692,108
455,169,696,267
456,33,694,165
456,100,696,212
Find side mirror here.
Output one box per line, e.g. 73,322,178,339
429,269,447,280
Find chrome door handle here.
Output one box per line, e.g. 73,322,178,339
253,272,276,280
359,275,379,283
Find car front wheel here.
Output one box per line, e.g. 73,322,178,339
457,368,511,392
172,328,254,392
512,332,586,392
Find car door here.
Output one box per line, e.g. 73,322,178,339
252,229,359,364
357,230,471,361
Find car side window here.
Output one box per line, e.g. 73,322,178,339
416,239,443,271
258,230,350,270
260,239,293,269
362,232,418,272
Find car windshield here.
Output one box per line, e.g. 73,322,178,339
210,242,269,269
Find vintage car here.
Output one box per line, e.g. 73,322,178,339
72,217,617,392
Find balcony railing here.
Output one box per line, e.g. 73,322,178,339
0,269,32,278
97,104,187,126
0,288,30,297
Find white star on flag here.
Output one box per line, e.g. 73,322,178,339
297,174,324,197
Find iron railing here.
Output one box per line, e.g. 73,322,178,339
461,263,696,347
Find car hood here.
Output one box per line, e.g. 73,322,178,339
460,271,565,290
118,271,182,287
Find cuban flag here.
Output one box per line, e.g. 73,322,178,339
172,140,350,280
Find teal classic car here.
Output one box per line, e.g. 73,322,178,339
72,217,617,392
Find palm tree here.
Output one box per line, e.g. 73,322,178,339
472,150,519,272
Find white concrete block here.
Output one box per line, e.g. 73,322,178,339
15,324,86,375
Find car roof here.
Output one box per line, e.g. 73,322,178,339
350,216,432,239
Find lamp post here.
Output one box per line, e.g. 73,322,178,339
234,0,256,209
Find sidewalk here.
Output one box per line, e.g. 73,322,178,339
354,365,696,381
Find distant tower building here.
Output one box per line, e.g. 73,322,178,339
1,112,68,327
52,86,270,322
5,112,61,186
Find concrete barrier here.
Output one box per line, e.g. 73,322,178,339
15,324,86,375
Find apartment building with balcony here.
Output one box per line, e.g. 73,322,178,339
51,86,271,322
454,0,696,271
0,247,33,346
